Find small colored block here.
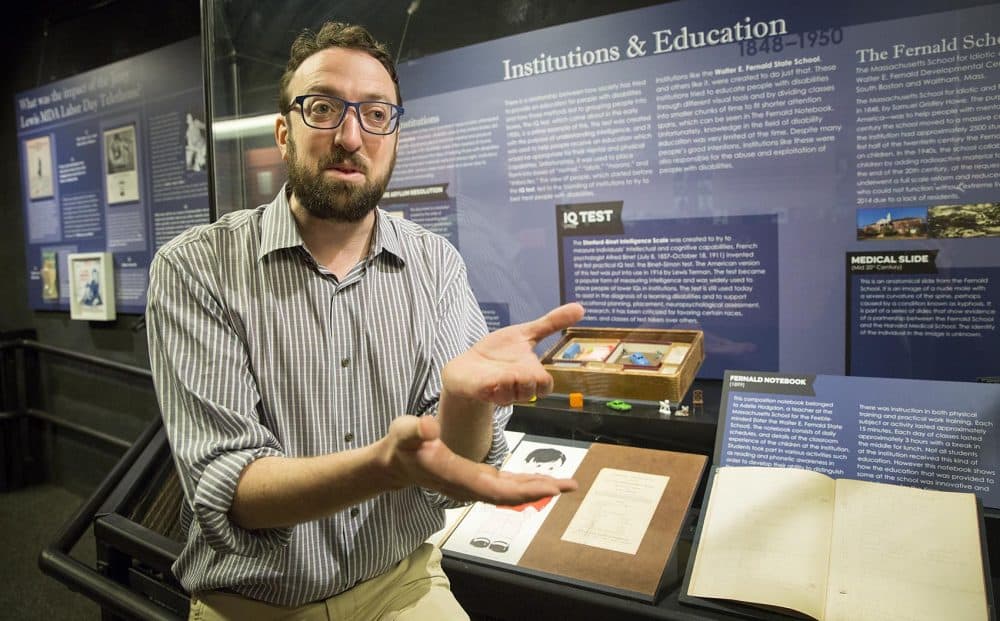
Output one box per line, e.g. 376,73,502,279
568,392,584,408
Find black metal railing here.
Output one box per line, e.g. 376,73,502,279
0,337,183,620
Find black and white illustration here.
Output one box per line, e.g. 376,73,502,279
104,124,140,203
184,112,207,172
25,135,54,200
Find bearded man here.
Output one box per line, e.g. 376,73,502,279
146,21,583,621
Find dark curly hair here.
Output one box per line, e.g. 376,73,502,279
278,22,400,114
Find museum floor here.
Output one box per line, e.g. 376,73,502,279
1,484,100,620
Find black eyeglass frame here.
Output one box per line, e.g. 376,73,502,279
287,94,405,135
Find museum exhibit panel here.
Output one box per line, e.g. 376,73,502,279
6,0,1000,619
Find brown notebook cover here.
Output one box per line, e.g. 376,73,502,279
516,443,707,601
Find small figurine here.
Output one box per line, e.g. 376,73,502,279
606,399,632,412
628,352,650,365
692,388,704,415
676,404,690,416
658,399,671,415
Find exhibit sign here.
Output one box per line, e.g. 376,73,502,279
16,37,209,314
394,0,1000,381
715,370,1000,509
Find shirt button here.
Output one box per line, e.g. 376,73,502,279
344,432,354,443
340,357,350,368
350,507,360,518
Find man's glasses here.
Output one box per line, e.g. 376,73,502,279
288,94,404,135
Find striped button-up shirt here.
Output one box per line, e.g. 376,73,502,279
146,187,511,605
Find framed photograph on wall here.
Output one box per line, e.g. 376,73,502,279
24,135,54,200
104,124,140,204
67,252,116,321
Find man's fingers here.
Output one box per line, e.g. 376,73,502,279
476,365,543,401
417,414,441,442
471,471,578,506
521,303,585,343
422,451,578,506
392,415,579,505
488,376,539,405
533,374,554,398
497,471,578,492
390,415,439,451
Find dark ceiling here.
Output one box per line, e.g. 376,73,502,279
210,0,669,116
4,0,670,116
216,0,669,66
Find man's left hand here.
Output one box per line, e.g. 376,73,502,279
442,302,585,406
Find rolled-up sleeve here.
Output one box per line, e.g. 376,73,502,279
147,248,291,556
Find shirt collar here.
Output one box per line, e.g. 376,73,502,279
257,185,405,265
372,208,404,264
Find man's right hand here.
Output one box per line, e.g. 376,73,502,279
379,415,577,505
230,413,576,530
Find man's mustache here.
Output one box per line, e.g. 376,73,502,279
319,149,367,173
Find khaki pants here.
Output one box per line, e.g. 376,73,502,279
189,544,469,621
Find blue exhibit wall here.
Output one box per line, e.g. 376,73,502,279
393,0,1000,381
16,37,209,315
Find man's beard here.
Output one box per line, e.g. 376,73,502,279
286,136,395,222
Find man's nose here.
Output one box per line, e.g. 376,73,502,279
334,108,364,153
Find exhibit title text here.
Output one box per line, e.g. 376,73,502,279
502,16,789,81
17,70,143,130
856,32,1000,63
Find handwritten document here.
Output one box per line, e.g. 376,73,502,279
824,479,988,621
687,466,988,621
561,468,668,554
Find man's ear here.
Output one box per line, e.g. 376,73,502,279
275,114,289,160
